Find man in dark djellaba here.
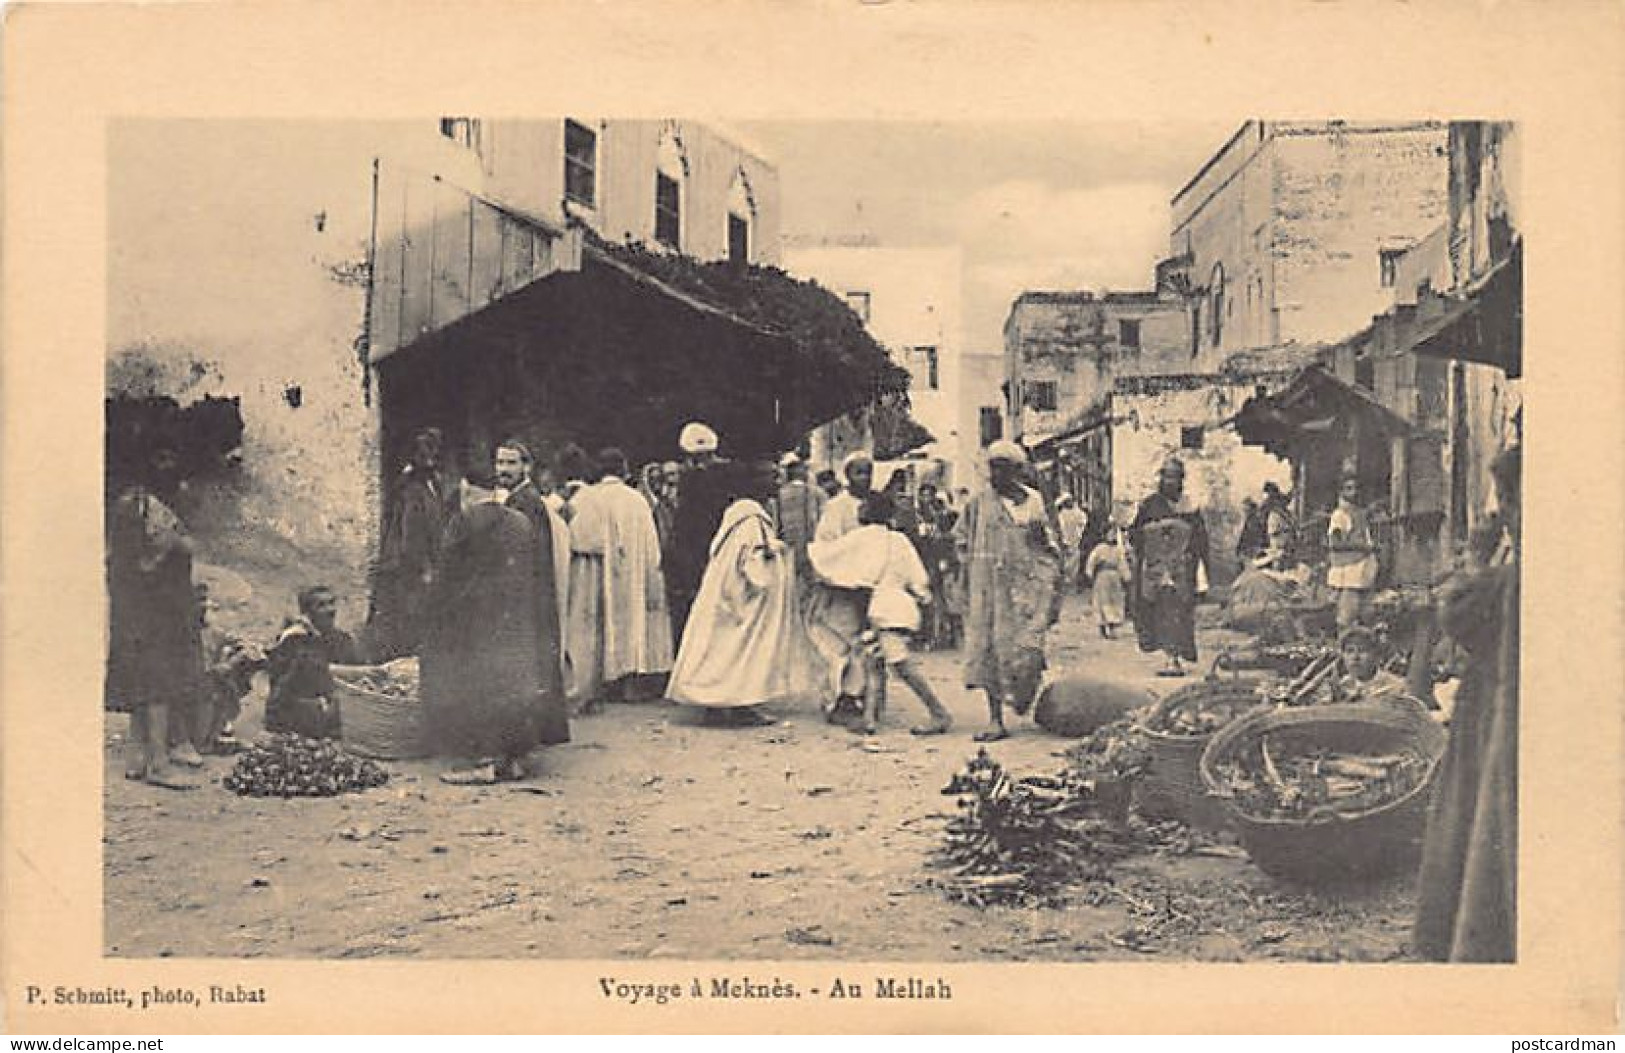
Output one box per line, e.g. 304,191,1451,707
1129,457,1211,677
424,476,570,785
368,426,450,661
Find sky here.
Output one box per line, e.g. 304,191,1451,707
737,120,1238,355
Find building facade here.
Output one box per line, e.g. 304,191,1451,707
783,241,966,486
1165,121,1450,371
108,118,781,627
1110,373,1294,568
1004,290,1188,445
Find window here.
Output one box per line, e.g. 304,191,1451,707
1380,247,1405,288
655,172,681,248
1029,380,1058,412
439,118,483,154
845,291,871,324
979,406,1004,446
1119,318,1141,349
1181,426,1205,450
564,119,597,208
1355,353,1376,392
1209,263,1226,348
727,169,756,265
910,346,940,390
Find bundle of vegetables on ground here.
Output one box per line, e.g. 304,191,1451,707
1062,715,1154,784
1208,738,1432,823
933,749,1143,908
223,734,390,798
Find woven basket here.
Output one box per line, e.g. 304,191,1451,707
1136,676,1266,829
1199,702,1447,885
332,661,427,760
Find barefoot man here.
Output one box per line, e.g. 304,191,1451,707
958,441,1063,742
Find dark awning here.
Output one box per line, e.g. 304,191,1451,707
377,247,801,465
1227,365,1413,460
1410,240,1522,378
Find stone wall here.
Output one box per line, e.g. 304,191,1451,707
1110,376,1292,582
108,121,395,626
1005,292,1186,444
1172,122,1451,372
1271,124,1450,347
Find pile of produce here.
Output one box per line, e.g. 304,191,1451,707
1209,737,1433,822
334,658,419,699
1144,684,1264,737
933,749,1141,908
223,734,390,798
1062,716,1153,783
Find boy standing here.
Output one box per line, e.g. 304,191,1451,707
809,492,954,737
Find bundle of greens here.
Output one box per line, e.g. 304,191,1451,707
1061,716,1153,783
223,735,390,798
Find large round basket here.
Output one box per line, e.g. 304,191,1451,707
332,661,427,760
1199,702,1447,885
1135,677,1266,829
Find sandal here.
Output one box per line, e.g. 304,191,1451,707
910,721,952,737
973,726,1010,743
143,768,200,791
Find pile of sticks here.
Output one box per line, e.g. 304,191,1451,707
933,749,1140,908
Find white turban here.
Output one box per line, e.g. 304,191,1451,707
679,422,719,455
986,439,1028,466
841,450,874,479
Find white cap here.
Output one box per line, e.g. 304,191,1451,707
679,422,719,455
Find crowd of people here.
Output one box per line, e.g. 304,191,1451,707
105,419,1072,788
105,410,1519,962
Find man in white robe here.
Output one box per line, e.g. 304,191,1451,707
565,447,674,711
666,460,820,724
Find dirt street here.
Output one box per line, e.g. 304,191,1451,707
104,591,1417,962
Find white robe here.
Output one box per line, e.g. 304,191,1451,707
806,489,869,699
565,476,674,700
666,500,820,708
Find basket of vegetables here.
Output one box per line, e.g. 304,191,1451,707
332,657,426,760
1199,702,1446,884
1135,675,1267,828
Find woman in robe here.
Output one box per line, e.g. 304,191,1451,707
666,460,820,726
423,481,569,784
1129,457,1211,677
1413,444,1519,962
1084,522,1130,638
957,441,1064,742
107,434,203,790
